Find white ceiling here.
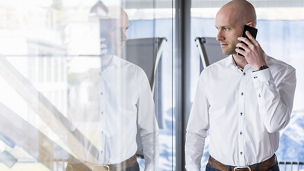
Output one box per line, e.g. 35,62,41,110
123,0,304,8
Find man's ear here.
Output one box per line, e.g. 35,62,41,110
246,22,256,27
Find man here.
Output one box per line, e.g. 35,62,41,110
97,8,159,171
67,7,158,171
185,0,296,171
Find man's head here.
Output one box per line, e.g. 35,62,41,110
215,0,256,55
100,7,129,56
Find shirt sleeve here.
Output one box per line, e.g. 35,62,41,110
185,132,206,171
251,66,296,133
136,68,159,171
185,70,210,171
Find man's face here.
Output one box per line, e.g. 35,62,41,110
110,12,129,56
101,11,129,56
119,12,129,50
215,8,243,55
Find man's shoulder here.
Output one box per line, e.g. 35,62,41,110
203,56,231,73
198,56,231,82
113,56,147,78
266,55,296,73
114,56,144,71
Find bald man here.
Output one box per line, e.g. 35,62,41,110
185,0,296,171
96,8,159,171
66,7,158,171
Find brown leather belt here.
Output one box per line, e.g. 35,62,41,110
106,155,137,171
66,155,137,171
208,155,277,171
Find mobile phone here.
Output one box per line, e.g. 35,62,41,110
237,25,258,57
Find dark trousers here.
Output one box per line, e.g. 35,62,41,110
205,163,280,171
66,161,140,171
121,161,140,171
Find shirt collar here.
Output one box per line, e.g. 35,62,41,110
100,55,121,72
225,55,238,69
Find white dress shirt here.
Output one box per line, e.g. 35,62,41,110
71,55,159,170
98,55,159,169
185,55,296,171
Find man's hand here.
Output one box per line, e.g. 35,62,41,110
235,31,266,70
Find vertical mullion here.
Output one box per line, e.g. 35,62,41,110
175,0,191,170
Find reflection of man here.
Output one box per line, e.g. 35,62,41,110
185,1,296,171
98,8,158,171
73,7,157,171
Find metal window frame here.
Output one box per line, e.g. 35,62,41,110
175,0,191,170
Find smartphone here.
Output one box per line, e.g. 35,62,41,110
237,25,258,57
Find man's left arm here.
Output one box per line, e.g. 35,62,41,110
136,69,159,171
236,31,297,133
251,67,296,133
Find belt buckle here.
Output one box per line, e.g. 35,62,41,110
233,166,251,171
102,165,110,171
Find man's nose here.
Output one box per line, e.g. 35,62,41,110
216,30,224,41
122,31,128,42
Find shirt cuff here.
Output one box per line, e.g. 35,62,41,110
251,68,272,83
141,132,158,171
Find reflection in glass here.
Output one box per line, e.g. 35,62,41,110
0,0,174,170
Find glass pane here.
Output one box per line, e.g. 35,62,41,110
191,1,304,170
0,0,175,170
190,4,220,170
124,1,175,171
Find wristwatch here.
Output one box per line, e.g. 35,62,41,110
253,65,268,72
258,65,269,71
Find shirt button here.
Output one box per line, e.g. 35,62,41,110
240,131,242,135
243,72,246,76
100,92,103,95
240,152,243,155
254,76,257,79
241,92,244,96
101,112,104,115
258,94,261,98
240,112,243,116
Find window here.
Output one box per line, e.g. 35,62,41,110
0,0,175,170
191,1,304,170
